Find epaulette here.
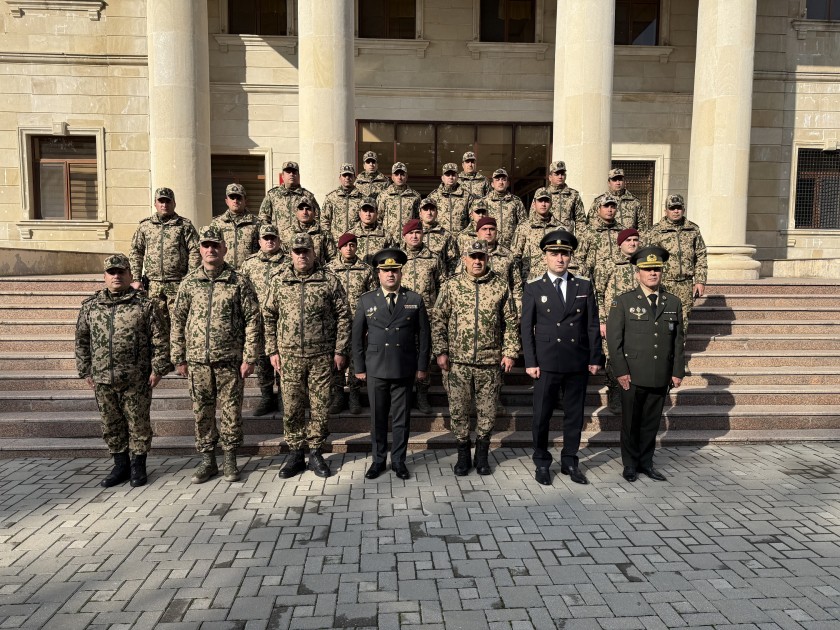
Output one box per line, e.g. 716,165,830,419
527,277,542,284
81,293,98,305
138,216,153,224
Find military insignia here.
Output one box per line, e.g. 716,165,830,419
404,304,418,309
630,307,647,319
366,306,376,317
647,253,657,263
669,322,675,331
540,296,548,303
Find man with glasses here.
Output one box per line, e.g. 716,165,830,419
259,161,321,234
482,168,527,249
588,168,649,232
429,162,474,235
458,151,490,199
322,163,366,241
378,162,421,240
210,183,260,269
354,151,390,200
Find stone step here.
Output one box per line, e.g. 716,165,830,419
0,276,102,293
688,320,840,335
685,334,840,351
0,291,90,307
685,350,840,368
0,305,84,320
707,281,840,295
690,306,840,321
695,294,840,307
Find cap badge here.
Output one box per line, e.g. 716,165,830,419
647,254,657,263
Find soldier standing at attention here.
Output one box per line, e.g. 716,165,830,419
513,187,565,283
576,195,623,281
354,151,390,200
588,168,650,232
322,163,365,241
536,161,585,235
258,161,321,234
75,253,171,488
459,216,521,305
280,198,336,266
352,197,394,265
263,233,351,480
607,246,685,483
210,183,260,269
171,226,261,485
645,193,708,334
429,162,474,235
482,168,527,249
418,196,459,276
353,249,431,480
129,186,200,319
239,224,287,417
378,162,421,241
458,151,490,199
432,240,520,476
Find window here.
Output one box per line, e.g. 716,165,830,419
359,0,417,39
211,155,267,218
480,0,537,43
32,136,98,220
806,0,840,19
229,0,288,36
612,159,655,227
615,0,659,45
794,149,840,229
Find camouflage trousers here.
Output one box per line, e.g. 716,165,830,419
188,361,244,453
93,380,153,455
257,354,280,390
281,354,332,450
663,278,694,335
147,279,180,330
443,363,500,441
333,355,361,393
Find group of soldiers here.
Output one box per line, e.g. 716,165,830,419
75,150,706,487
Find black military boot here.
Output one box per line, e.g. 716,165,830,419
191,452,219,484
453,439,472,476
101,451,130,488
329,387,345,414
474,437,491,475
308,449,331,478
278,449,306,479
415,383,433,414
223,450,240,482
254,386,277,417
607,385,622,414
348,390,362,415
129,453,148,487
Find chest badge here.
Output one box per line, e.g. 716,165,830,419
630,307,647,319
366,306,377,317
540,295,548,303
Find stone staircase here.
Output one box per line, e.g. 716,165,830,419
0,275,839,457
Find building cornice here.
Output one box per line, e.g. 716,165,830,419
6,0,104,20
0,51,147,65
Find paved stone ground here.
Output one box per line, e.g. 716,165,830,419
1,443,839,630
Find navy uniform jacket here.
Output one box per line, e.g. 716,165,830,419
353,286,431,379
606,287,686,388
521,272,603,372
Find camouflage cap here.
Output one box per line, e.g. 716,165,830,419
442,163,458,174
534,187,552,201
631,245,670,269
290,232,314,251
391,162,407,174
199,225,224,244
462,151,477,161
601,194,619,206
226,183,246,197
340,163,355,175
492,168,508,178
282,161,299,171
420,196,438,209
259,224,279,238
372,248,407,270
666,193,685,208
608,168,625,179
296,198,313,209
549,160,566,173
360,196,377,209
103,253,130,271
540,229,578,253
154,187,174,201
466,240,489,257
472,199,488,213
362,151,377,162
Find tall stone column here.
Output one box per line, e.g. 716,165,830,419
146,0,213,226
552,0,615,209
687,0,761,280
298,1,355,203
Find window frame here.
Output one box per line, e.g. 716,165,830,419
472,0,544,44
614,0,661,46
31,135,98,221
791,146,840,231
355,0,423,40
218,0,296,36
210,150,272,219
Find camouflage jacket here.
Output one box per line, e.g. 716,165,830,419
529,184,583,235
482,190,527,249
427,184,474,235
210,210,260,269
326,256,377,315
322,185,364,241
452,238,522,303
129,213,200,282
351,223,394,265
588,189,649,232
354,171,389,200
280,221,337,266
378,185,421,240
239,250,287,304
262,266,351,358
458,171,490,198
512,211,564,283
421,222,459,275
258,185,321,234
597,252,636,324
646,217,708,284
576,217,622,281
432,269,520,366
171,264,261,365
75,288,171,384
401,245,444,311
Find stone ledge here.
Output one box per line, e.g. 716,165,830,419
615,44,675,63
6,0,103,20
212,34,297,54
355,38,430,58
0,51,146,65
15,220,111,241
792,18,840,39
466,41,550,61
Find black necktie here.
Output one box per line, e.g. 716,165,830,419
555,277,565,307
387,293,395,313
648,293,658,309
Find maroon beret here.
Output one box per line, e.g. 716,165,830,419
617,228,639,246
476,216,497,230
403,219,422,235
337,232,357,249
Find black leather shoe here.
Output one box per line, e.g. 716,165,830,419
622,467,638,482
308,450,331,478
561,465,589,485
391,462,410,480
535,467,551,485
278,450,306,479
639,467,667,481
365,461,387,480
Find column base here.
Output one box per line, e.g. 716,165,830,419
707,246,761,281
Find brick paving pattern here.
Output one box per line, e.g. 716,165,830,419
1,443,839,629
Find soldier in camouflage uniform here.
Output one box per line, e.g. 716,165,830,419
280,198,336,265
433,240,520,477
645,193,708,334
354,150,390,200
482,168,527,249
327,232,377,415
458,151,490,199
322,163,365,241
171,226,261,485
210,183,260,269
378,162,421,240
401,219,445,414
588,168,650,232
75,253,171,488
576,195,623,281
239,224,287,417
352,198,394,265
129,186,200,320
263,233,351,479
459,216,522,305
597,228,641,413
514,187,565,283
428,162,474,235
419,196,459,275
531,160,584,235
258,161,321,234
